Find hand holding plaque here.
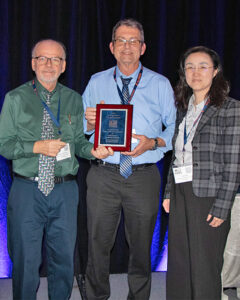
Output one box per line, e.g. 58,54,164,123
94,104,133,151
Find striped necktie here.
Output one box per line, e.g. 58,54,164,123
38,92,55,196
120,77,132,179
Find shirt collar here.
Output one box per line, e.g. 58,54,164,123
35,77,58,99
188,94,206,110
116,62,142,82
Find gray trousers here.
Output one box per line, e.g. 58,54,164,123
222,194,240,299
85,163,160,300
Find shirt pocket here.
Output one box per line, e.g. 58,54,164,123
59,114,77,142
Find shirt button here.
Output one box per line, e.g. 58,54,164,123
193,163,198,167
193,146,198,150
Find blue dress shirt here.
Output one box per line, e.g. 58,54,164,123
83,63,176,165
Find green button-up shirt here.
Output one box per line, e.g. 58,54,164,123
0,79,94,177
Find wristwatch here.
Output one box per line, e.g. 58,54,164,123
151,138,158,150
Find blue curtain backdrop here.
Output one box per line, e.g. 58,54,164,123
0,0,240,278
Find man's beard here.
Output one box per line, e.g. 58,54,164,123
38,72,59,83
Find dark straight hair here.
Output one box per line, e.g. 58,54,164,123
175,46,230,111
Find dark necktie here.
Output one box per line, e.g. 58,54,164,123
120,77,132,179
38,92,55,196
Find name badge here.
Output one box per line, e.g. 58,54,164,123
56,143,71,161
173,165,192,184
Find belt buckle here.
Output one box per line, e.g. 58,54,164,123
54,177,62,184
97,160,105,166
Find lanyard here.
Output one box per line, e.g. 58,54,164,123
113,65,143,104
182,98,210,164
32,80,61,134
183,98,210,145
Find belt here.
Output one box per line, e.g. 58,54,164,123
91,160,154,171
14,173,77,184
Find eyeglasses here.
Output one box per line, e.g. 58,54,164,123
113,38,143,47
33,56,64,65
184,66,214,73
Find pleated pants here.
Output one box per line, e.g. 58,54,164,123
167,182,230,300
222,194,240,289
85,164,160,300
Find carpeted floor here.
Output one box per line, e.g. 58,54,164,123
0,272,166,300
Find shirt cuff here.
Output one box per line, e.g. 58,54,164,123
23,141,37,157
208,205,230,220
158,134,171,152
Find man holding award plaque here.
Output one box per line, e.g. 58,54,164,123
83,19,176,299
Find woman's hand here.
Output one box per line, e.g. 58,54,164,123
206,214,224,227
163,199,170,213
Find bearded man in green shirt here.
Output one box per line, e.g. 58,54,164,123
0,39,113,300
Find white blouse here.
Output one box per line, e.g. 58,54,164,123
174,95,206,167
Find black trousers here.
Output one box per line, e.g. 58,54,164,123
85,163,160,300
76,158,90,275
167,182,230,300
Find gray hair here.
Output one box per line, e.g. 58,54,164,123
112,19,144,42
31,39,66,59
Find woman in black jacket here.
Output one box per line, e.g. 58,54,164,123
163,46,240,300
